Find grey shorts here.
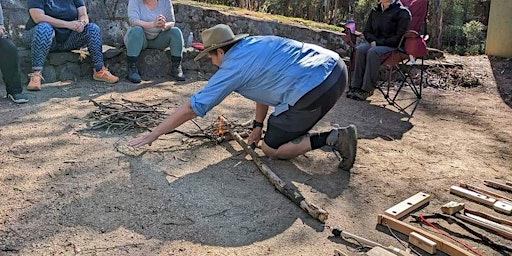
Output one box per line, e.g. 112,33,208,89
264,59,348,149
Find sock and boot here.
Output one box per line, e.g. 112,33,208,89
170,56,186,81
126,56,141,83
310,125,358,171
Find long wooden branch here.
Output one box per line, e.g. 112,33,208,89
220,116,328,223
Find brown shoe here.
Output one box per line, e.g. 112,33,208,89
27,71,44,91
326,124,358,171
93,67,119,83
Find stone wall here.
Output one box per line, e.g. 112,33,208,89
1,1,348,83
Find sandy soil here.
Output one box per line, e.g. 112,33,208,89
0,54,511,256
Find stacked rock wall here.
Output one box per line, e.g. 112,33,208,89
1,1,348,83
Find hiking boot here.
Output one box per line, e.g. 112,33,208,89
170,56,186,81
127,63,141,84
8,93,29,104
93,67,119,83
352,89,374,101
27,71,43,91
326,124,358,171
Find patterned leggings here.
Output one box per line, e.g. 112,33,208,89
22,22,105,72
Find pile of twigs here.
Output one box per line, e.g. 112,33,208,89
87,98,168,133
86,98,252,141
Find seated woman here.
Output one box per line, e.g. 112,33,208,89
22,0,119,91
125,0,185,83
347,0,410,101
0,3,28,103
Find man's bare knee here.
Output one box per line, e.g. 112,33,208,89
261,142,278,159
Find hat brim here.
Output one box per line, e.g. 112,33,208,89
194,34,249,61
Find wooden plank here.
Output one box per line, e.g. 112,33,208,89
460,183,512,204
464,208,512,226
377,214,473,256
457,213,512,239
464,213,512,234
385,192,431,219
409,232,437,254
493,200,512,215
365,247,396,256
450,186,496,206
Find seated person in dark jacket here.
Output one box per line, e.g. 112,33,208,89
0,3,28,103
347,0,411,101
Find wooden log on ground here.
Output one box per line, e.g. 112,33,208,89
220,116,328,223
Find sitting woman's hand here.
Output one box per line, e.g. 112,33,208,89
67,20,85,32
0,25,5,37
153,15,166,29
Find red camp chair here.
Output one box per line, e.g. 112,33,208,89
345,0,429,117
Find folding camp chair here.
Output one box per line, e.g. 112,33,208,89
344,0,429,117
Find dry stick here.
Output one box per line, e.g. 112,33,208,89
220,116,328,223
484,180,512,193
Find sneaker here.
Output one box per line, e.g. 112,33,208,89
7,93,29,104
352,89,374,101
93,67,119,83
27,72,43,91
326,124,357,171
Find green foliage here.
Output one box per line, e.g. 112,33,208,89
463,20,486,44
463,20,486,55
354,0,374,25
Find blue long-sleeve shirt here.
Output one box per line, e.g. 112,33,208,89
191,36,339,117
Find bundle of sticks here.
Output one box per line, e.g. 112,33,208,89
87,98,168,133
86,98,251,141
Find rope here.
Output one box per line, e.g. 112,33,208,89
419,214,484,256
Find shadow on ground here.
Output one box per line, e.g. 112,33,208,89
490,56,512,108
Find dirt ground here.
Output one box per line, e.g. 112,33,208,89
0,54,511,256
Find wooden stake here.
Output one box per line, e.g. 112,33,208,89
464,208,512,227
220,116,328,223
456,213,512,239
460,183,512,204
484,180,512,193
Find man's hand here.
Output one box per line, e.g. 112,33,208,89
128,133,158,148
247,127,263,147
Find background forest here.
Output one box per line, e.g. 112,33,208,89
195,0,490,55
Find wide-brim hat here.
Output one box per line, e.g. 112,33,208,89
194,24,249,61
